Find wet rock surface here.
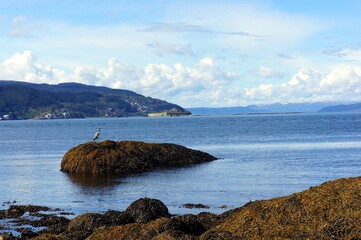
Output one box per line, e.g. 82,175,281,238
0,197,225,239
125,198,169,224
0,205,72,240
0,206,51,220
3,176,361,239
60,140,217,175
180,203,210,209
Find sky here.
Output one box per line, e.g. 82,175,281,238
1,0,361,107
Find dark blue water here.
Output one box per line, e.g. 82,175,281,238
0,113,360,214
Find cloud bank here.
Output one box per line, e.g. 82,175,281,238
1,51,361,107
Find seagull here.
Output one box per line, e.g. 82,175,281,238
93,128,101,141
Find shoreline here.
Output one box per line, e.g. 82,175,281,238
2,175,361,239
2,111,360,121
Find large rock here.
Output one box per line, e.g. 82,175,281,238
64,213,107,240
201,176,361,239
60,140,217,175
162,214,206,236
125,198,170,224
86,218,169,240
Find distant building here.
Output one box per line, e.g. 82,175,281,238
148,108,191,117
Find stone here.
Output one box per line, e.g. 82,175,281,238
86,218,168,240
60,140,217,175
103,210,133,226
125,198,170,224
201,176,361,239
163,214,206,236
64,213,106,240
0,233,16,240
152,230,197,240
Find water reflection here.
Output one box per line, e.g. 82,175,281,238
65,172,122,188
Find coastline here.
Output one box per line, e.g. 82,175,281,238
2,175,361,239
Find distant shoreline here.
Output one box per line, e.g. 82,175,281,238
2,111,361,121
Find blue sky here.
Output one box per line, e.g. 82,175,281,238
1,0,361,107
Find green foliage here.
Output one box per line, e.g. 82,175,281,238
0,81,184,119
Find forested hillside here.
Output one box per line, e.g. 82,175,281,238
0,81,185,120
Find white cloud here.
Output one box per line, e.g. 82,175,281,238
9,16,44,37
245,66,361,103
320,66,361,94
138,57,240,102
258,66,286,79
0,51,239,106
105,58,143,91
0,51,69,83
1,51,360,107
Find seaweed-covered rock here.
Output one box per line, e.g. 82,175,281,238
125,198,170,224
152,230,197,240
163,214,206,236
64,213,106,240
86,218,168,240
202,176,361,239
35,215,71,235
103,210,133,226
18,228,38,239
0,205,51,219
8,176,361,239
60,140,217,175
31,234,67,240
199,230,239,240
0,233,16,240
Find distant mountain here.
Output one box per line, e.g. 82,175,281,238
0,80,185,120
187,102,357,115
186,106,258,115
318,103,361,113
246,102,341,113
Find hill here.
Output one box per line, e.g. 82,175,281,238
246,102,341,113
318,102,361,113
187,102,355,115
0,80,185,120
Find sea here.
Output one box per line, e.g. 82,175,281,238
0,113,361,215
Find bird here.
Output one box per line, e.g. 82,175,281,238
93,128,101,141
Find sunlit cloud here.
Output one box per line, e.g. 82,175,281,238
1,51,361,107
245,67,361,104
258,66,287,79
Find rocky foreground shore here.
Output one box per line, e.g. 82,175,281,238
2,176,361,239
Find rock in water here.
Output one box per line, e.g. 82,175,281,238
60,140,217,175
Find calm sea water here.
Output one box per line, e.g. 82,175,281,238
0,113,360,215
